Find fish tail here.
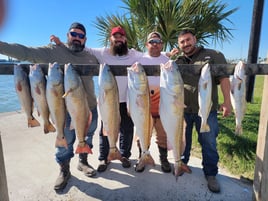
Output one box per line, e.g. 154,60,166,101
108,147,122,161
137,151,155,170
55,136,68,149
43,122,56,134
28,117,40,127
200,123,210,133
75,143,92,154
174,161,184,181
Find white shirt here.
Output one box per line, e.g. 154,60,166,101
138,53,169,88
87,47,143,102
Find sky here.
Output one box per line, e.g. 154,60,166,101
0,0,267,61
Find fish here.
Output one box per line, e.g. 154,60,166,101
98,64,121,161
230,61,246,135
14,64,40,128
29,64,55,134
63,63,92,154
159,60,184,179
46,62,67,148
198,63,212,133
127,62,154,170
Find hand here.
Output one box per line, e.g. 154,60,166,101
50,35,61,45
219,102,232,117
166,48,180,58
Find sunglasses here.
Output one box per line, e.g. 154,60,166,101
148,39,162,44
69,32,85,39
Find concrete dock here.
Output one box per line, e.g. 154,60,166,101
0,110,253,201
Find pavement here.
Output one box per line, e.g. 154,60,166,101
0,110,253,201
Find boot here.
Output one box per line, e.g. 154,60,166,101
54,160,71,191
158,146,171,173
77,153,96,177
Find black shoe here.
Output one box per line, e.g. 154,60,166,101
206,176,220,193
160,158,171,173
121,157,131,168
77,161,96,177
97,160,108,172
54,161,71,191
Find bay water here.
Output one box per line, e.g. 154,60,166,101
0,75,99,113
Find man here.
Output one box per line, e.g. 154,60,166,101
172,29,232,193
0,22,99,191
137,32,171,173
87,26,143,172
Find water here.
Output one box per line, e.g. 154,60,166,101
0,75,99,113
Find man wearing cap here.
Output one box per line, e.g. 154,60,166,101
0,22,99,191
136,31,171,173
50,25,143,172
88,26,143,172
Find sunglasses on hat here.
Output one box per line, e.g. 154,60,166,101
70,31,85,39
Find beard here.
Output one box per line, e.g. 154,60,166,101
68,40,85,52
110,41,128,56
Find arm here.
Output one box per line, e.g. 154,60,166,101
219,77,232,117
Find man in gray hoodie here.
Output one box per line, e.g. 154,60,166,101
0,22,99,191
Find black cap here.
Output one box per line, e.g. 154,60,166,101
69,22,86,35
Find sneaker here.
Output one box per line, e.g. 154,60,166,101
121,157,131,168
97,160,108,172
206,176,220,193
77,161,96,177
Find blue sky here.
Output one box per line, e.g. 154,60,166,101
0,0,267,61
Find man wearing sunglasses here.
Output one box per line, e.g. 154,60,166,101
0,22,99,191
135,32,192,175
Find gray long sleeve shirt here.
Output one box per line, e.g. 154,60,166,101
0,41,99,109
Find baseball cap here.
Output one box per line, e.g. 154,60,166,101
111,26,126,36
69,22,86,35
147,31,162,41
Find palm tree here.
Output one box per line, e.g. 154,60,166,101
92,0,238,52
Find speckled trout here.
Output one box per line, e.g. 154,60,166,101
46,62,67,148
63,63,92,154
230,61,246,135
128,62,154,170
98,64,121,161
29,64,55,134
14,64,40,128
198,63,212,133
159,60,184,179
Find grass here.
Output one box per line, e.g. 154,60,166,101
191,75,264,180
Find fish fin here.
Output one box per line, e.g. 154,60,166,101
203,82,208,89
62,90,71,98
69,120,74,130
108,147,122,161
55,136,68,149
102,128,108,136
16,82,23,92
35,86,41,95
75,143,92,154
200,123,210,133
27,117,40,128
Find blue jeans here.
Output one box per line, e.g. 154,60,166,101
55,107,98,164
183,110,219,176
98,102,133,161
